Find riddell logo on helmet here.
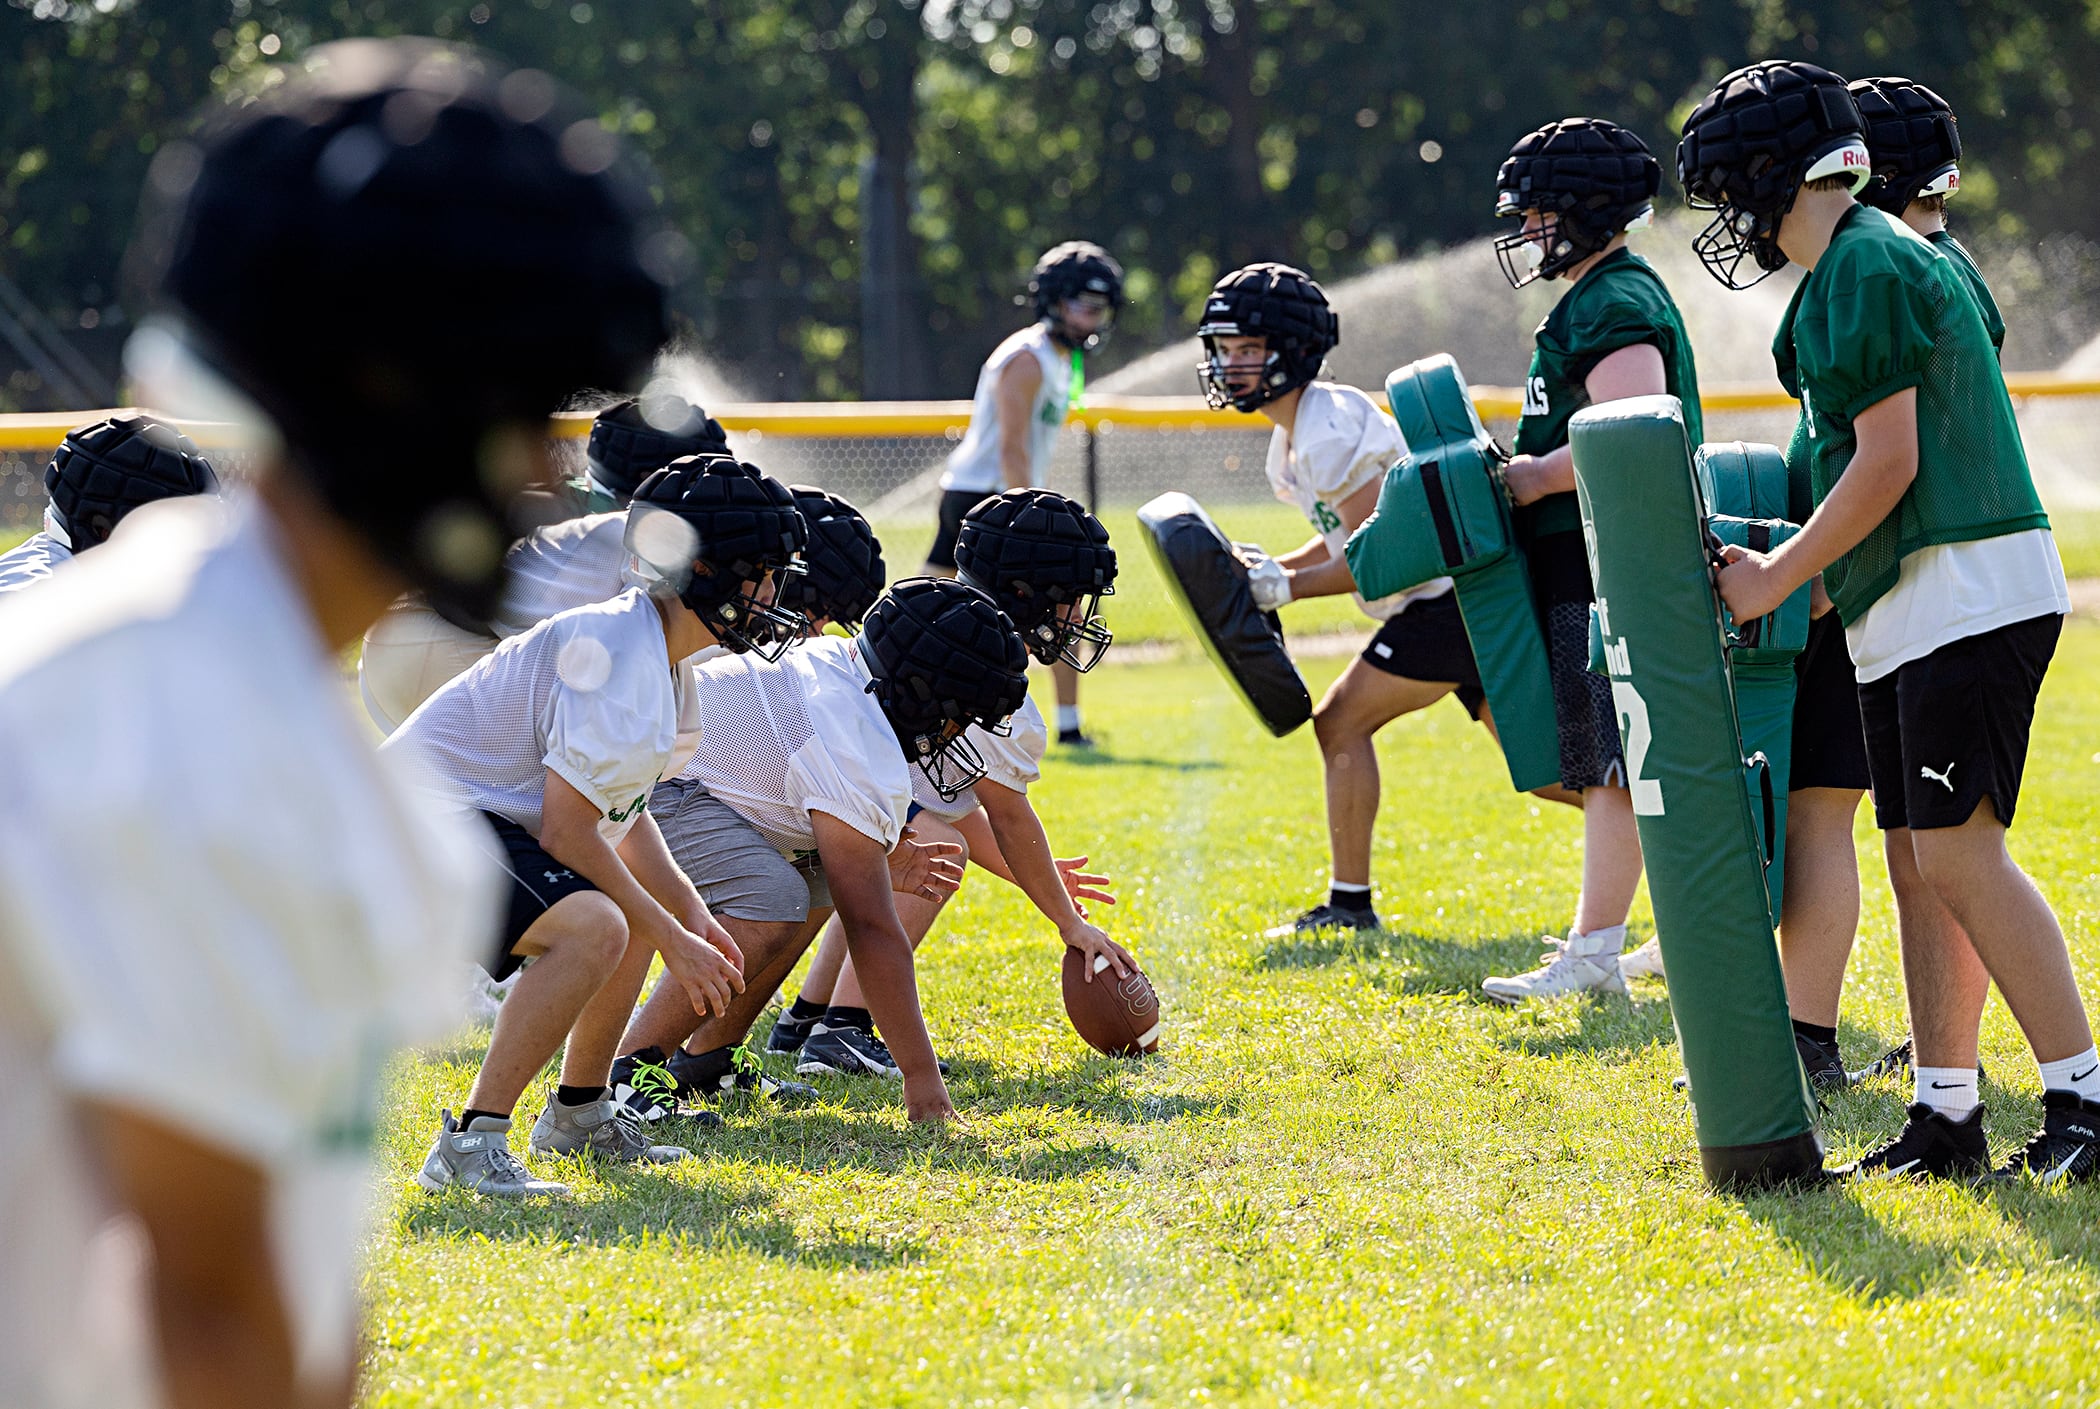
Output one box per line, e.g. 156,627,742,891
1843,148,1870,169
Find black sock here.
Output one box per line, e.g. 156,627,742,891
788,996,827,1022
556,1084,605,1107
1791,1018,1839,1048
668,1045,735,1090
824,1004,874,1034
1329,885,1374,914
457,1108,507,1129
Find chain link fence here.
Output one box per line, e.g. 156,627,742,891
6,389,2097,645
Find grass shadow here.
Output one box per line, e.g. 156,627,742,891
1739,1182,1970,1303
1049,747,1225,771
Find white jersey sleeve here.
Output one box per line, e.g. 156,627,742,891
907,696,1047,819
1294,382,1407,504
0,531,73,596
491,512,633,637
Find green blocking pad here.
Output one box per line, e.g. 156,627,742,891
1344,355,1561,793
1569,396,1821,1189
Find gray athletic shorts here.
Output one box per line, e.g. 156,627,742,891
651,777,831,921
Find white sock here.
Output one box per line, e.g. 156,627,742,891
2038,1046,2100,1102
1330,880,1371,896
1915,1065,1981,1119
1056,705,1082,734
1571,923,1626,959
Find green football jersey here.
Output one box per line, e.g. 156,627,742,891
1513,248,1703,543
1927,229,2004,354
1772,205,2047,623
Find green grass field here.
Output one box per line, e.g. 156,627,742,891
364,621,2100,1408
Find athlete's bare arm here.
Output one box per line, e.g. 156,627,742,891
976,779,1134,978
1281,477,1384,600
996,354,1045,491
1717,387,1918,621
1504,342,1668,505
812,811,955,1121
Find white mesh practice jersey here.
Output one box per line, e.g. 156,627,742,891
387,589,703,842
1265,380,1453,620
910,693,1048,821
678,635,912,857
940,323,1075,493
0,498,497,1408
0,529,72,596
490,512,631,637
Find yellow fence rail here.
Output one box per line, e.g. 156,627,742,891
5,374,2100,451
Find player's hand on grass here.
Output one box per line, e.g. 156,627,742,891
889,825,965,903
1713,542,1793,624
1061,919,1134,982
903,1073,957,1124
1054,855,1116,916
1502,454,1549,506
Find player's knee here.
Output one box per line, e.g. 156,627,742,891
544,890,629,972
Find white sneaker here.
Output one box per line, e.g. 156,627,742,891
1481,931,1630,1005
1618,937,1666,982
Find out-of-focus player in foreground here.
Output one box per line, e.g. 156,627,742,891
0,414,219,594
0,38,666,1409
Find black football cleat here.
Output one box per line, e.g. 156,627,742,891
1263,902,1379,940
1995,1091,2100,1186
1842,1103,1989,1181
1796,1032,1850,1093
1849,1035,1986,1086
765,1008,820,1057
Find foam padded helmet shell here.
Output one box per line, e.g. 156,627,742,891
778,485,885,628
955,487,1116,664
586,396,730,506
44,414,218,550
1493,117,1659,284
1848,76,1962,216
861,578,1030,742
1195,263,1339,412
1029,241,1125,316
136,37,670,626
625,454,806,627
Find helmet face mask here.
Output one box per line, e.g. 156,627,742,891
705,560,810,662
907,721,991,803
1492,210,1567,290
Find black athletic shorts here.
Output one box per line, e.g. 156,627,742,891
1529,530,1625,791
1857,613,2060,832
926,488,994,569
476,811,601,980
1360,589,1486,719
1789,612,1870,792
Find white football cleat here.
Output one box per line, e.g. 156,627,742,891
1618,936,1666,982
1482,930,1629,1005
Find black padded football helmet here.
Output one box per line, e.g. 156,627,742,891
624,454,809,660
1493,118,1661,288
585,395,730,510
955,488,1117,671
44,414,219,550
777,486,885,632
1848,77,1963,217
1195,263,1339,413
1028,241,1125,352
860,578,1031,801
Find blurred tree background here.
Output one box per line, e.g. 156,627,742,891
6,0,2100,408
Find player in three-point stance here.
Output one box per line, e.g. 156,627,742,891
0,38,668,1406
1198,263,1506,940
1477,117,1705,1002
609,578,1031,1124
394,456,804,1196
767,488,1136,1078
0,415,218,595
929,240,1124,747
1682,59,2098,1182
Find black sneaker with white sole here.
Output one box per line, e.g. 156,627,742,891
765,1008,820,1057
796,1021,904,1078
1796,1032,1850,1093
667,1043,819,1104
1995,1091,2100,1186
608,1048,725,1128
1263,902,1379,940
1842,1103,1990,1180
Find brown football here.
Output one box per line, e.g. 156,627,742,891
1061,948,1162,1057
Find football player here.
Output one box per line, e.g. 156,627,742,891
929,240,1124,747
1475,118,1703,1002
1683,60,2098,1181
0,414,218,594
610,578,1031,1124
767,489,1136,1078
0,38,666,1408
1204,263,1562,941
357,394,727,732
395,457,805,1197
